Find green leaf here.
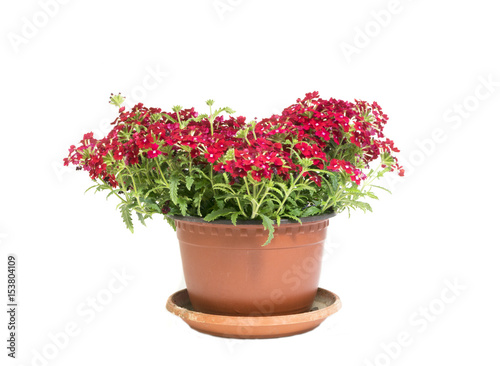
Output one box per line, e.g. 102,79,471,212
204,208,238,222
193,190,205,217
350,201,373,212
302,206,322,217
365,191,379,200
165,216,176,231
259,214,275,246
169,174,179,204
185,176,194,190
282,214,302,223
84,184,99,194
109,93,125,107
120,204,134,233
213,183,234,194
230,212,240,226
136,212,146,226
372,185,392,194
178,196,189,216
294,184,316,192
141,197,161,213
162,113,178,124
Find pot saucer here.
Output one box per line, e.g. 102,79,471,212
166,288,341,339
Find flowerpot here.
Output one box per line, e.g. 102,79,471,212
172,213,334,316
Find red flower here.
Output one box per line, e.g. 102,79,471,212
295,142,312,157
65,93,403,214
315,128,330,141
304,171,322,187
204,146,222,163
104,174,118,188
136,133,154,149
147,143,162,158
327,159,354,174
251,169,264,182
113,145,124,160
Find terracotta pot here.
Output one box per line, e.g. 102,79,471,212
173,214,334,316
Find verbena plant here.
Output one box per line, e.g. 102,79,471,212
64,92,404,245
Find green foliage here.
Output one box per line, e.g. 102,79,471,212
109,93,125,107
120,203,134,233
71,96,402,245
259,214,275,246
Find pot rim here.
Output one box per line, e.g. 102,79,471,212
168,211,336,226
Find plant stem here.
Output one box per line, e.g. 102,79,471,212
276,171,305,215
125,166,143,209
254,184,270,215
154,159,169,187
209,105,214,136
98,178,126,203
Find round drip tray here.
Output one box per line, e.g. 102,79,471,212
166,288,341,339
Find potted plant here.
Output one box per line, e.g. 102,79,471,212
64,91,403,321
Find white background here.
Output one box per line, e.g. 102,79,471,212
1,0,499,365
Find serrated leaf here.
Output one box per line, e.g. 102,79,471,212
302,206,322,217
213,183,234,194
259,214,275,246
169,174,179,204
204,208,238,222
120,204,134,233
282,214,302,223
165,216,176,231
350,201,373,212
372,185,392,194
136,212,146,226
230,212,240,226
269,186,284,197
192,189,206,216
178,196,189,216
295,184,316,192
185,176,194,190
365,191,379,200
162,113,179,124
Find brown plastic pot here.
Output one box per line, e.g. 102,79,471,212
172,213,334,316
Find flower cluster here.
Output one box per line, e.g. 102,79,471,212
64,92,403,243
